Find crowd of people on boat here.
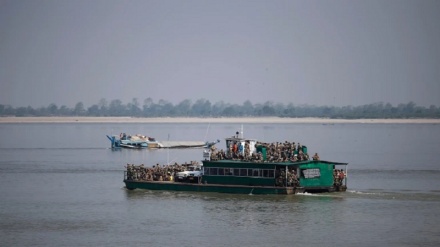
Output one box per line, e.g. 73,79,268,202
125,161,200,181
119,133,156,141
275,168,300,187
125,163,346,189
333,169,346,186
209,140,315,162
125,162,298,186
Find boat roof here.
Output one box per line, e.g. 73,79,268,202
225,137,257,142
203,159,348,167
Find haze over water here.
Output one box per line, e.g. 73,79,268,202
1,122,439,247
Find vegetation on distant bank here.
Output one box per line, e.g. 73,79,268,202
1,98,439,119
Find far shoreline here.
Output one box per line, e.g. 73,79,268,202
0,116,439,124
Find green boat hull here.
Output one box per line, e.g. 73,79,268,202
124,180,306,195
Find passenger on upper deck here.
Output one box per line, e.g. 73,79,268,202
209,139,313,163
312,153,320,160
232,142,237,153
244,142,250,158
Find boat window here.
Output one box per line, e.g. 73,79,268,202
252,169,260,177
224,168,233,176
226,140,232,149
268,170,275,178
240,169,247,176
210,168,218,176
247,169,253,176
233,168,240,176
218,168,225,176
204,167,276,178
262,170,269,178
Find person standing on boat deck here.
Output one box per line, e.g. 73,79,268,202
312,153,320,160
339,170,345,184
232,142,238,157
292,154,298,162
244,142,250,158
335,169,342,185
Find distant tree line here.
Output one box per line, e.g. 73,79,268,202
0,98,439,119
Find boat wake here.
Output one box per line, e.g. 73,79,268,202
346,190,379,195
295,192,321,196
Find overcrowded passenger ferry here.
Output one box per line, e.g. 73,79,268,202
123,132,348,195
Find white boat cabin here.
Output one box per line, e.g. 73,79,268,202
224,131,257,156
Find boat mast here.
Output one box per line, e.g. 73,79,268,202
167,133,170,164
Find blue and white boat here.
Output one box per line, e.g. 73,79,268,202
106,133,158,149
107,133,220,149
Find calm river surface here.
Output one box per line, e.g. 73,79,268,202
1,122,439,247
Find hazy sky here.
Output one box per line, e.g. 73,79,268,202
1,0,439,108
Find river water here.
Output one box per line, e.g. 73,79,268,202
0,122,439,247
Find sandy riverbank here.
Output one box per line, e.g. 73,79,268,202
0,116,439,124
